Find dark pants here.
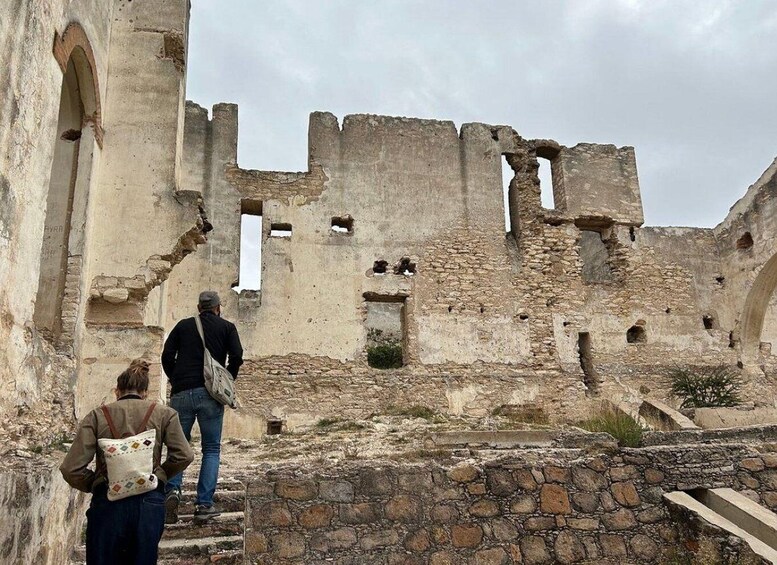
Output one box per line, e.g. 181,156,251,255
86,483,165,565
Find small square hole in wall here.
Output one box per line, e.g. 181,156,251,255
270,223,292,238
627,325,647,344
266,419,283,435
394,257,416,276
331,216,353,234
703,315,715,330
372,260,388,275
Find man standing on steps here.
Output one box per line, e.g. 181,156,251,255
161,290,244,524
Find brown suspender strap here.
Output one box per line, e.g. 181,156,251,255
139,402,157,431
100,402,156,439
101,405,120,440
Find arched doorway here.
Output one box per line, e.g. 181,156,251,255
739,252,777,371
34,24,101,350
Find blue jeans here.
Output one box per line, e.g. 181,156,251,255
166,387,224,506
86,483,165,564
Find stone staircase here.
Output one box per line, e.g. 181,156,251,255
69,475,246,564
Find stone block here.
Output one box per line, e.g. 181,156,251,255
630,534,659,560
599,534,628,557
429,525,450,545
644,468,664,484
468,483,487,495
320,480,355,502
385,495,422,523
521,536,552,564
571,492,599,513
252,500,292,527
299,504,334,529
245,531,268,554
474,547,510,565
275,478,318,501
469,499,500,517
340,502,380,524
602,508,637,530
544,465,570,483
447,463,479,483
514,469,539,491
398,472,433,491
525,516,555,531
359,468,394,496
451,523,483,548
310,528,358,553
637,506,665,523
611,481,640,507
510,494,537,513
430,551,457,565
568,518,600,531
491,518,519,541
360,529,400,551
431,503,459,523
555,531,586,564
486,468,517,495
609,465,637,481
740,457,765,472
270,532,306,558
572,467,607,492
540,484,571,514
404,529,431,553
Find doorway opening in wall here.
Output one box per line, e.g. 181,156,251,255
538,157,555,209
501,155,514,232
578,332,599,396
34,46,98,349
363,294,407,369
237,199,262,291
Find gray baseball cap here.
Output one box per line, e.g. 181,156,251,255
198,290,221,309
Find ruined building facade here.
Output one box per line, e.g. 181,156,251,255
2,0,777,441
2,1,777,562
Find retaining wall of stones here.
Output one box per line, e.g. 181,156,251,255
244,443,777,564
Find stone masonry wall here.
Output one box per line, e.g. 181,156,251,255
244,443,777,564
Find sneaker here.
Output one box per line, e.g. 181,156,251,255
194,504,221,522
164,490,180,524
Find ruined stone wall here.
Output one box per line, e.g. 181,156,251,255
244,443,774,564
168,109,777,434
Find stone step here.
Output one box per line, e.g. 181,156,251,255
163,512,244,540
179,490,246,514
158,535,244,558
179,478,245,492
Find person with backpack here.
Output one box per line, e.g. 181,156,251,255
161,290,243,524
60,359,194,564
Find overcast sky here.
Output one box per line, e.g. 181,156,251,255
187,0,776,236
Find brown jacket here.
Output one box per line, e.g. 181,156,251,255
60,396,194,493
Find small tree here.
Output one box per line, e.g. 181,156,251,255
669,365,742,409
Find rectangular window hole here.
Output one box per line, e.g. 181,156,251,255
266,419,283,435
270,223,292,238
580,230,613,283
331,216,353,234
365,298,406,369
538,157,555,209
237,212,262,291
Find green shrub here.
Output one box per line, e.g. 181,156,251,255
669,365,742,409
578,408,644,448
367,343,403,369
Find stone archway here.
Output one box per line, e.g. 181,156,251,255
33,23,101,350
739,252,777,371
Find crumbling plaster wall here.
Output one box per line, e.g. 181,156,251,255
0,0,113,435
714,158,777,376
165,108,774,432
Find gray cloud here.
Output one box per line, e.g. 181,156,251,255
187,0,777,228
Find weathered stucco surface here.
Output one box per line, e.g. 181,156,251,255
2,1,777,562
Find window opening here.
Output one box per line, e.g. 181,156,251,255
736,232,753,250
364,296,406,369
266,419,283,435
538,157,555,209
502,155,513,232
578,332,598,395
372,260,388,275
237,206,262,290
394,257,416,276
331,216,353,234
703,315,715,330
270,223,292,238
627,325,647,344
629,227,636,242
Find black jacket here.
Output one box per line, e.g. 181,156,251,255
161,311,244,395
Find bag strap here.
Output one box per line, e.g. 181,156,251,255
101,405,120,440
101,402,157,439
194,315,206,347
139,402,157,431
